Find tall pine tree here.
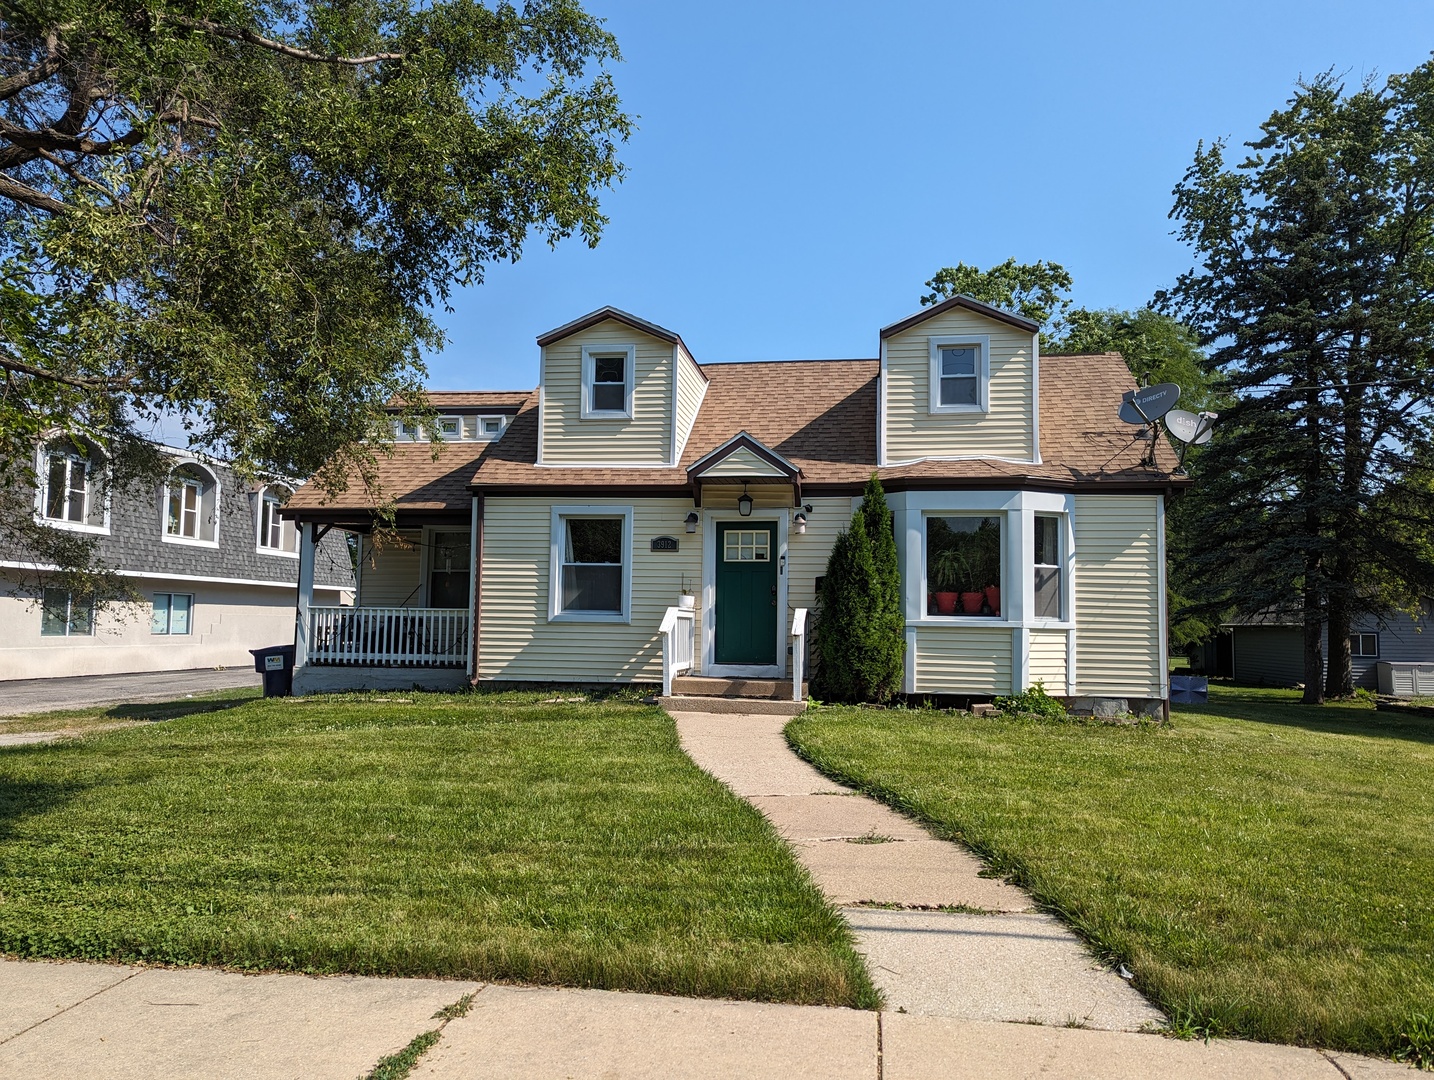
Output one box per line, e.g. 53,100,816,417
1161,66,1434,701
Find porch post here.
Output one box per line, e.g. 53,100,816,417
468,494,483,682
295,521,316,668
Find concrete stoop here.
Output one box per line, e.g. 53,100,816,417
671,675,808,699
658,695,805,716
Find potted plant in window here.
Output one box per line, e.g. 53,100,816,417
929,549,967,616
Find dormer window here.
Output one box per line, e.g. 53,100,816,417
164,462,219,546
929,335,990,414
481,417,502,435
395,419,422,442
435,416,461,440
581,344,635,419
257,485,298,555
37,440,108,532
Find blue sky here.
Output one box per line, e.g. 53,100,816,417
427,0,1434,390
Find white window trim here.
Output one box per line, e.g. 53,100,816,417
151,591,195,636
548,505,633,623
928,334,991,415
580,344,636,420
394,419,425,442
255,485,299,559
161,461,221,549
33,447,110,535
433,415,464,441
1350,633,1380,659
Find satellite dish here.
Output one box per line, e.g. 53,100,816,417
1164,409,1215,445
1119,383,1181,425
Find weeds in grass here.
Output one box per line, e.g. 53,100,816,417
993,682,1070,722
1394,1012,1434,1069
1164,998,1230,1043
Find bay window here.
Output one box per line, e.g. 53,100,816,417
926,515,1003,617
1033,514,1063,620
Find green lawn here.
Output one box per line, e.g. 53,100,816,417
0,691,876,1008
786,687,1434,1061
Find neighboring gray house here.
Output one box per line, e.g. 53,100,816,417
0,439,353,680
1197,606,1434,693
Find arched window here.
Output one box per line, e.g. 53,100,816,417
257,485,298,555
37,438,108,532
163,462,220,545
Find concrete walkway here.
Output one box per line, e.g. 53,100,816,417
0,959,1409,1078
0,667,259,718
670,709,1162,1030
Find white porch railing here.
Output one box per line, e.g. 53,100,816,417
659,606,696,696
308,606,469,667
791,607,808,701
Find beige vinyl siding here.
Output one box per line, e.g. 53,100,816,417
785,496,850,624
540,320,673,465
1073,494,1163,697
701,447,789,478
674,343,706,458
883,309,1034,462
913,627,1012,695
357,532,424,607
480,497,701,682
1028,628,1069,692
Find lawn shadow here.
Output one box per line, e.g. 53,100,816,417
101,694,258,725
0,776,89,840
1182,690,1434,747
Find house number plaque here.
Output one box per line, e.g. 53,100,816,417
650,536,680,552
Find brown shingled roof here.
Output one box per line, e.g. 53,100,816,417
392,391,531,411
288,351,1184,518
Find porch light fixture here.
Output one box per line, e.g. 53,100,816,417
684,511,699,534
737,483,753,517
793,511,807,535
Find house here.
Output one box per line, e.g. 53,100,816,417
1198,607,1434,695
0,441,353,680
283,298,1188,710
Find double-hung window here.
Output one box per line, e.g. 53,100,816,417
1033,515,1063,620
551,508,631,621
581,345,635,418
39,445,106,530
151,593,193,635
41,588,93,636
258,488,297,554
928,335,990,413
168,477,202,538
1349,633,1379,658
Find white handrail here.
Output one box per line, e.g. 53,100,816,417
660,606,696,696
791,607,808,701
307,606,469,667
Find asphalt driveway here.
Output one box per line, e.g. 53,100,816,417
0,668,260,717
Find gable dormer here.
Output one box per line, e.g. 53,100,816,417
535,307,707,466
878,295,1040,466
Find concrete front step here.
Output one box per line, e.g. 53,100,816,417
658,696,806,716
671,675,808,700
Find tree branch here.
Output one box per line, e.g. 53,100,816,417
171,17,406,66
0,350,134,390
0,171,66,213
0,39,63,102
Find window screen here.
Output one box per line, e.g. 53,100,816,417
591,355,627,412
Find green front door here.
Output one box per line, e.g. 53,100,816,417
715,522,779,666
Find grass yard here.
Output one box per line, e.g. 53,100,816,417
786,687,1434,1061
0,691,876,1008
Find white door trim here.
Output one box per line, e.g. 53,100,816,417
702,510,789,679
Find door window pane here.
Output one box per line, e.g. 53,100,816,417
724,530,770,561
561,518,623,612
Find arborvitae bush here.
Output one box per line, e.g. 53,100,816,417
813,474,905,703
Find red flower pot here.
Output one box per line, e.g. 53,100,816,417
933,591,960,615
984,586,1001,616
960,591,984,614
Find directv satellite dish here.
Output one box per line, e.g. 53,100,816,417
1164,409,1215,446
1119,383,1181,425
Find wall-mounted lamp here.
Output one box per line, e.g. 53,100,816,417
793,512,807,535
684,511,699,534
737,482,753,518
